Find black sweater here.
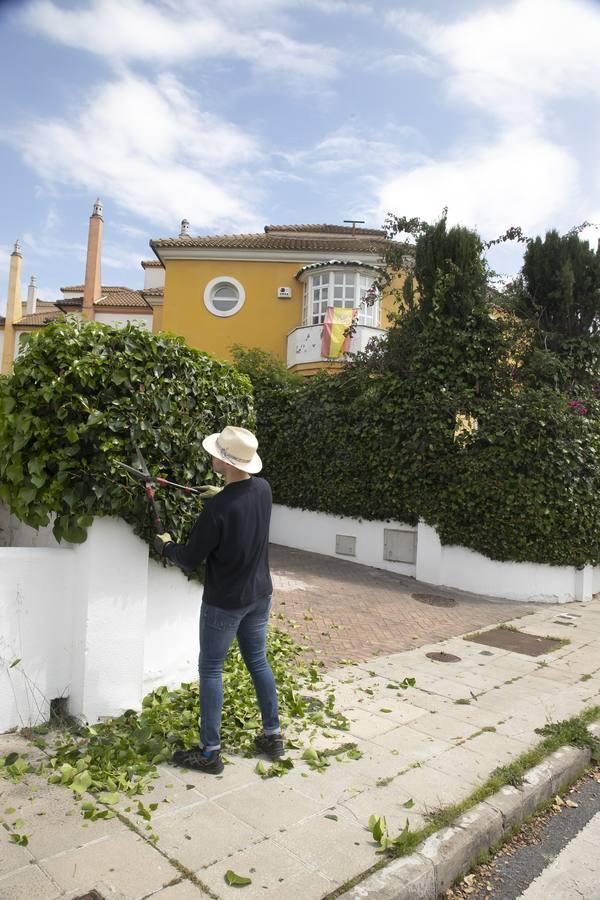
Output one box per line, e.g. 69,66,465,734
164,476,273,609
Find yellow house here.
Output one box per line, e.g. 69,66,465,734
2,212,402,376
150,222,397,375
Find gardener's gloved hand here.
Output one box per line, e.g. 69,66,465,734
153,532,173,556
197,485,223,500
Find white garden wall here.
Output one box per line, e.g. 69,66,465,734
270,505,417,577
0,512,201,733
270,504,595,605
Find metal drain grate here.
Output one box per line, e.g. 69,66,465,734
412,593,457,608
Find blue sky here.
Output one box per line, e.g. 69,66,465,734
1,0,599,311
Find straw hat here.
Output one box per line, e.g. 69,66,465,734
202,426,262,474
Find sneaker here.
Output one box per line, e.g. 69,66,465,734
254,732,285,760
171,746,224,775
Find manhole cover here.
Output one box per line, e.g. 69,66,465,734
413,593,457,608
464,628,565,657
426,651,462,663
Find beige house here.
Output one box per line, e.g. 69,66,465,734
0,200,157,373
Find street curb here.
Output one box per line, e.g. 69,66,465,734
336,726,600,900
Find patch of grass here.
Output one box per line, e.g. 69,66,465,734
580,674,592,682
454,698,471,705
541,635,571,649
376,776,394,787
467,726,497,741
363,705,600,864
498,624,520,633
463,630,484,641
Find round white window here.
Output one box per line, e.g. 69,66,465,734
204,276,245,317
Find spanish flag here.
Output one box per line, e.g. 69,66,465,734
321,307,357,359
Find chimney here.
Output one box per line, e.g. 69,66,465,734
82,197,103,321
179,218,190,237
26,275,37,315
1,240,23,374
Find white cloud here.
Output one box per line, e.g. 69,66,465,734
369,52,434,76
372,0,600,269
11,72,264,233
377,129,578,238
21,0,340,81
282,124,424,178
388,0,600,123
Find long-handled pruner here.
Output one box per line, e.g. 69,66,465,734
115,444,199,533
116,445,165,534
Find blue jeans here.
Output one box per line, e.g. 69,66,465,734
199,595,280,751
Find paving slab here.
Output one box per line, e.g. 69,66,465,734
340,780,427,836
274,810,378,885
198,835,334,900
148,799,262,870
149,880,206,899
366,725,454,762
213,780,326,835
39,829,180,898
2,779,130,861
0,862,60,900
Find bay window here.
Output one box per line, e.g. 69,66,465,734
301,265,380,327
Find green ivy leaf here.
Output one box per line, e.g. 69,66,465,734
224,869,252,887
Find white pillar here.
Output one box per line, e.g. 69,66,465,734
69,517,149,723
416,520,442,585
574,564,593,603
26,276,37,315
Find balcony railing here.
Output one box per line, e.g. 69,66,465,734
287,323,386,369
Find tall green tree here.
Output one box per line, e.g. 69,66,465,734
517,229,600,348
411,216,487,320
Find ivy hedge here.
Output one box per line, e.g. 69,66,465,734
0,319,254,552
233,217,600,569
236,347,600,568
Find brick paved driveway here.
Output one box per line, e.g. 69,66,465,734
269,544,538,668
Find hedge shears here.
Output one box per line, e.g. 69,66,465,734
116,444,204,534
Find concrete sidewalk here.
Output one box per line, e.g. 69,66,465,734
1,599,599,900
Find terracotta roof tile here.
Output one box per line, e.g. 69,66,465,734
16,308,65,327
58,286,150,309
141,288,164,296
151,233,388,253
141,259,163,268
56,297,83,308
96,287,150,309
265,224,386,237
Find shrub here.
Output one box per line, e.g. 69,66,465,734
0,319,254,551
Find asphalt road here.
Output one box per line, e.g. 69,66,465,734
446,767,600,900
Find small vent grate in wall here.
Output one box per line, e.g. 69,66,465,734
336,534,356,557
383,529,417,564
